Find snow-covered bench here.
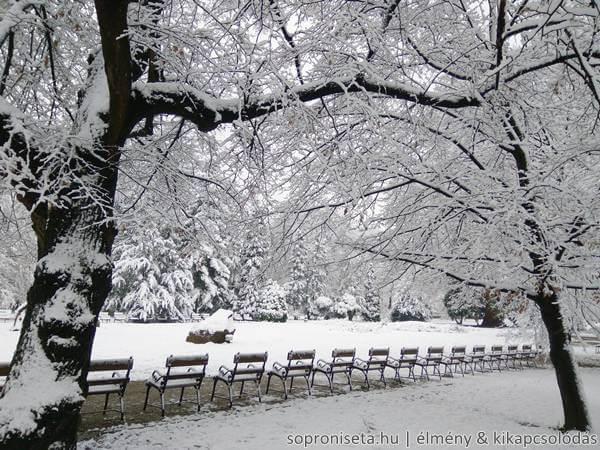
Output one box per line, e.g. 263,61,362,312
0,309,14,323
501,345,520,370
440,346,472,377
386,347,419,382
517,344,540,368
415,346,443,380
113,312,127,323
143,354,208,417
311,348,356,393
98,312,112,323
266,349,315,399
211,352,268,407
352,347,389,389
0,361,9,393
86,357,133,420
467,345,490,372
488,345,506,371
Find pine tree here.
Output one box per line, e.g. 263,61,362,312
250,279,288,322
192,254,233,313
108,224,195,321
361,265,381,321
286,240,326,318
232,228,267,316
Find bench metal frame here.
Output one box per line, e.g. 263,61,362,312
386,347,419,382
85,357,133,420
211,352,268,407
144,354,208,417
311,348,356,393
415,346,443,380
266,350,315,399
352,347,389,389
441,346,473,377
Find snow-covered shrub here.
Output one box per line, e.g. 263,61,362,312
390,292,432,322
231,228,267,315
332,293,361,320
309,295,334,319
250,280,288,322
286,240,326,317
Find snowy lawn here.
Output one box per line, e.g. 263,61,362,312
2,319,535,380
80,367,600,449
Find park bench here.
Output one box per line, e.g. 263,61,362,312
311,348,356,393
85,357,133,420
0,361,9,394
352,347,389,389
517,344,540,368
501,345,519,370
579,335,600,354
211,352,268,407
488,345,505,371
98,311,112,323
467,345,490,372
415,346,443,380
386,347,419,382
266,349,315,399
440,346,472,377
144,354,208,416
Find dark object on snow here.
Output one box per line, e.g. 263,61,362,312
211,351,268,407
352,347,389,390
186,329,235,344
386,347,419,382
144,354,208,417
85,357,134,421
0,361,9,394
266,349,315,399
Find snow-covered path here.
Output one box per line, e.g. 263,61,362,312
1,319,533,380
80,367,599,449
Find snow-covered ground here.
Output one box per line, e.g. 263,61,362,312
1,319,535,380
80,367,600,449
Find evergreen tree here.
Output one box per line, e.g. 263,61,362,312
390,291,432,322
232,228,268,315
286,240,326,318
192,254,233,313
250,279,288,322
360,265,381,321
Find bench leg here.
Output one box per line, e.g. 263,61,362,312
289,377,294,392
103,393,110,415
143,385,151,411
281,377,288,400
239,381,245,397
195,386,201,411
380,367,386,387
266,374,272,395
228,384,233,408
160,392,166,417
119,394,125,421
255,379,262,402
305,375,312,395
179,387,185,405
346,370,353,391
210,378,218,402
327,373,334,393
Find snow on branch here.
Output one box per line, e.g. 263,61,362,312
0,0,43,48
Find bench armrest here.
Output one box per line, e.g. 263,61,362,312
272,361,287,374
353,357,368,369
151,370,164,382
218,365,232,379
315,359,331,370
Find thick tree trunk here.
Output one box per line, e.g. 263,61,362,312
0,194,117,449
536,291,591,431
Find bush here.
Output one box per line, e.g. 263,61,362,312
250,280,288,322
390,292,431,322
332,293,361,320
309,295,334,319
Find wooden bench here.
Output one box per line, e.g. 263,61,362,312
211,352,267,407
352,347,389,389
415,346,443,380
98,311,112,323
579,335,600,354
467,345,490,373
488,345,505,371
517,344,540,368
86,357,133,420
440,346,472,377
311,348,355,393
113,312,127,322
266,349,315,399
0,361,9,394
144,354,208,416
386,347,419,382
0,310,14,323
501,345,519,370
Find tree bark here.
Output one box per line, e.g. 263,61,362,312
536,291,591,431
0,183,117,448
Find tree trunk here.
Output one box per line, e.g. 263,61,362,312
536,291,591,431
0,190,117,448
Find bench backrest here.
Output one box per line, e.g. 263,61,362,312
286,349,315,371
89,357,134,373
507,345,518,353
159,354,208,383
369,347,389,358
332,348,355,358
427,346,444,358
400,347,419,360
451,346,466,355
471,345,486,354
231,352,268,378
0,362,9,377
167,354,209,368
491,345,503,353
521,344,532,352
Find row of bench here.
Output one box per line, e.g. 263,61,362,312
0,344,541,420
